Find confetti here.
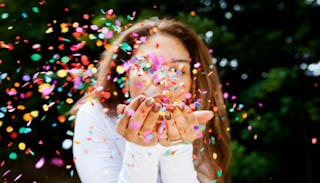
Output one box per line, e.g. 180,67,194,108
62,139,73,150
35,157,45,169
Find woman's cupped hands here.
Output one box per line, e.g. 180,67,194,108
115,95,214,146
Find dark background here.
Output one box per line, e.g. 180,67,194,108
0,0,319,182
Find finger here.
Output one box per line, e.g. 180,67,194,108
166,112,181,141
158,120,170,146
119,95,145,125
181,105,198,128
116,95,145,135
140,102,161,132
194,110,214,124
138,103,161,144
172,106,190,140
117,104,127,115
126,97,155,135
180,105,205,141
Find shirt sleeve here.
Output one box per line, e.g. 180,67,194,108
73,100,123,183
73,100,162,183
159,143,200,183
118,142,162,183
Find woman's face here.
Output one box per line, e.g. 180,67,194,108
128,33,192,104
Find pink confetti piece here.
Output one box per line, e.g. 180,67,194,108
2,169,11,177
35,157,45,169
13,174,22,182
129,121,141,130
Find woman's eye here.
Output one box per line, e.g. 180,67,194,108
170,68,185,75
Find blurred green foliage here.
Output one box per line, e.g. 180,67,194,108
0,0,319,182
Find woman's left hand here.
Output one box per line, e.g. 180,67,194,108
158,105,214,146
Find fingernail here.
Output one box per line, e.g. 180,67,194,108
152,103,161,112
158,115,164,121
176,104,184,111
138,96,145,103
146,97,154,107
165,112,171,120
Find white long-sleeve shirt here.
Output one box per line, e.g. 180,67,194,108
72,99,200,183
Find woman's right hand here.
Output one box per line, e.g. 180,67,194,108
115,95,161,146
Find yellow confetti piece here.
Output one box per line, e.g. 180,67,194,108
74,140,80,145
18,142,26,150
72,22,79,28
253,134,258,140
88,64,95,69
45,27,53,34
96,40,103,47
57,69,68,77
158,111,166,116
38,83,51,93
213,152,217,160
42,104,49,111
8,26,13,30
192,69,198,74
242,112,248,119
91,67,98,73
66,98,73,104
30,110,39,118
88,34,95,40
14,82,20,87
23,113,33,121
17,105,25,110
116,65,125,74
163,90,171,97
0,120,2,127
60,23,69,33
113,91,118,96
104,43,112,50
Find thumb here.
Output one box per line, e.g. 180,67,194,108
194,110,214,124
116,104,127,115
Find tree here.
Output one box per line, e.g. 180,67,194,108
0,0,319,182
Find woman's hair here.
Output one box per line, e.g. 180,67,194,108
71,17,231,183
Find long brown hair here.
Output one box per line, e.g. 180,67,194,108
71,17,231,183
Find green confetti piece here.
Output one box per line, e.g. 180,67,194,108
19,127,26,134
217,169,223,177
30,53,42,61
61,56,70,63
164,149,171,156
29,150,35,156
49,58,55,63
32,7,39,13
1,13,9,19
9,152,17,160
68,115,75,121
200,124,206,131
211,136,216,144
120,42,132,52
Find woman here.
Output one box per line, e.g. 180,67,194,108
71,17,231,183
